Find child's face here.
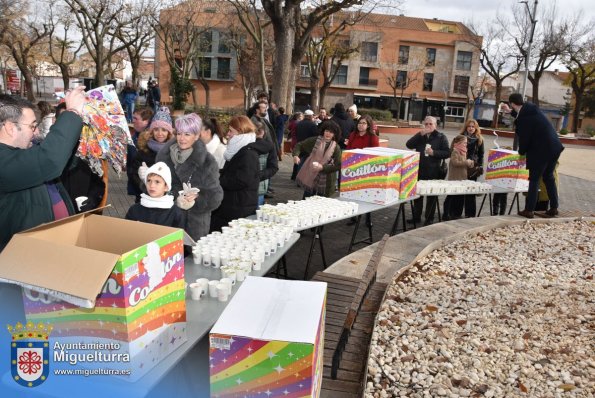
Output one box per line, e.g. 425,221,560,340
146,174,168,198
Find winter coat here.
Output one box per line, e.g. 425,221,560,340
122,87,137,104
296,119,319,143
248,138,278,195
0,111,82,251
405,130,450,180
447,150,470,180
346,132,380,149
61,156,106,213
331,111,355,148
125,203,185,229
292,136,342,197
205,135,227,169
129,147,157,194
251,115,278,156
463,132,484,167
156,139,223,240
210,145,261,231
515,102,564,170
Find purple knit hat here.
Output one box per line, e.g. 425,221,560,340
149,106,173,133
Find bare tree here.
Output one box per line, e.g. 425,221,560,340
47,4,84,91
385,49,425,121
153,1,225,110
115,0,157,88
467,20,523,127
64,0,139,87
261,0,369,112
226,0,270,95
226,30,262,110
564,35,595,136
506,2,571,106
305,12,361,111
0,0,49,101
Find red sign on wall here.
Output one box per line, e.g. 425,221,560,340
6,69,20,92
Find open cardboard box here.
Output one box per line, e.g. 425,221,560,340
209,277,327,398
0,212,190,380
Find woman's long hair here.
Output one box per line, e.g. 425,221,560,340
228,115,256,134
461,119,483,146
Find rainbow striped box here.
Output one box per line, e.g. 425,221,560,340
340,148,419,204
210,277,327,398
485,149,529,190
0,214,187,381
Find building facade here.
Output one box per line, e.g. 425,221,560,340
156,8,482,124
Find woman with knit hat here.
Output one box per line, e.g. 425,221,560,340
130,106,174,199
155,113,223,240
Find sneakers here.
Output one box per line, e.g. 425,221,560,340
545,208,559,217
518,210,534,219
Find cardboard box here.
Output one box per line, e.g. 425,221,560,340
0,213,187,381
485,148,529,190
364,147,420,200
209,277,327,398
340,148,419,204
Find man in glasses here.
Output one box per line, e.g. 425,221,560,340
0,87,86,251
406,115,450,225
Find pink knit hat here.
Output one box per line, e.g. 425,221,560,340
149,106,173,133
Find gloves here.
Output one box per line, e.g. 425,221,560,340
176,195,195,210
138,162,149,183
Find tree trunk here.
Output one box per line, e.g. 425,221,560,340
198,78,210,115
23,69,35,102
309,75,320,112
571,90,583,135
190,85,199,110
59,64,70,91
493,83,502,128
95,47,104,87
270,15,296,110
258,36,268,95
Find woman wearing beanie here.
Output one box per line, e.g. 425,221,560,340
200,117,227,169
155,113,223,240
130,106,174,198
210,115,260,232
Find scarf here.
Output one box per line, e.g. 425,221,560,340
224,133,256,161
147,139,167,154
454,141,467,157
296,137,336,192
169,143,194,169
140,193,174,209
206,134,223,154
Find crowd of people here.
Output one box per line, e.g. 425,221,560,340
0,89,563,252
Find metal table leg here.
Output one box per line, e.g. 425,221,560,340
347,215,362,253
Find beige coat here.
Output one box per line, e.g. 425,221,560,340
447,150,471,180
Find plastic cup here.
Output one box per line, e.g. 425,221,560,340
189,283,202,300
208,280,219,298
216,284,229,302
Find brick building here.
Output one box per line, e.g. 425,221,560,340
156,7,482,124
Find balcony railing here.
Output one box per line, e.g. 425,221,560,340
360,53,378,62
358,78,378,87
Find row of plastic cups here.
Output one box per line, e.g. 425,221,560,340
188,277,233,302
192,245,268,269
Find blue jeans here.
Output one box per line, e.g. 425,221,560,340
258,195,265,207
525,157,559,211
125,101,135,123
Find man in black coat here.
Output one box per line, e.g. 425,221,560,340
330,102,355,149
406,116,450,225
295,110,318,143
509,93,564,218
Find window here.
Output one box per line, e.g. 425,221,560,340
426,48,436,66
445,106,465,117
397,70,407,88
454,75,470,94
218,32,230,53
423,73,434,91
360,42,378,62
198,30,212,53
358,67,377,86
300,63,310,78
456,51,472,70
217,58,230,79
196,57,211,78
332,65,348,85
398,45,409,64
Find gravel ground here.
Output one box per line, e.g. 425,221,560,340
366,220,594,398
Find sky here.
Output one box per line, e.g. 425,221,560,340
392,0,594,71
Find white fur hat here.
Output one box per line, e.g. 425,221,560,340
145,162,172,191
348,104,358,113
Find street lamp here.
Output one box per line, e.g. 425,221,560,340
519,0,538,101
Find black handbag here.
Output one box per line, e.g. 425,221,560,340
439,159,448,179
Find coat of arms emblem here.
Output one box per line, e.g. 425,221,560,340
8,321,52,387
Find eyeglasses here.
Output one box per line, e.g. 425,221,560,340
17,121,39,131
357,121,368,125
424,123,434,126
